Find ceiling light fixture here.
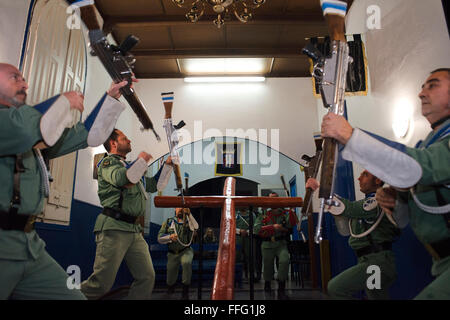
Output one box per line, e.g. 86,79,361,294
184,76,265,83
180,58,270,74
172,0,266,28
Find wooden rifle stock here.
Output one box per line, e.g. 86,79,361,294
323,14,346,42
173,163,183,191
79,5,100,30
184,174,189,195
301,155,322,214
280,175,289,197
318,137,338,200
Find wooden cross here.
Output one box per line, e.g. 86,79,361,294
154,177,303,300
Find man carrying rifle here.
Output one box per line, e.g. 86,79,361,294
306,170,400,299
80,129,172,300
0,63,127,299
254,192,298,300
321,68,450,299
157,207,198,299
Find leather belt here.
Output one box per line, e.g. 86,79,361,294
424,238,450,261
355,242,392,258
0,210,36,233
169,246,189,254
262,235,287,242
102,207,138,224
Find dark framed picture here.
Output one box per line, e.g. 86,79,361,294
215,142,242,176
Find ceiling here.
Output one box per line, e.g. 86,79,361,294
93,0,353,79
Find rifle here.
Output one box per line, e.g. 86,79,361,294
300,136,323,216
302,0,352,243
184,172,190,195
298,136,323,242
161,92,185,203
78,2,160,141
280,175,306,242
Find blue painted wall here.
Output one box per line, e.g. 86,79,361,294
35,199,164,290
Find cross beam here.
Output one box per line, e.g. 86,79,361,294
154,177,303,300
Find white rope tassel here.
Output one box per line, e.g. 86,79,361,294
410,188,450,214
34,148,50,198
170,219,195,248
349,207,385,238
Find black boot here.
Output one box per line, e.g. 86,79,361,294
277,281,289,300
264,281,272,293
167,284,176,295
182,284,190,300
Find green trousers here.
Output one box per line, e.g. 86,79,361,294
414,258,450,300
166,247,194,286
81,230,155,300
0,249,86,300
262,241,290,282
327,250,397,300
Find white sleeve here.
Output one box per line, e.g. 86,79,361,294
126,158,148,184
85,94,126,147
341,128,422,188
39,95,73,147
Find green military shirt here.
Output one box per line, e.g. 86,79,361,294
401,119,450,275
0,104,88,260
338,195,399,251
254,208,296,249
158,217,194,253
94,154,158,233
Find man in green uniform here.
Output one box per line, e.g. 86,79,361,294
0,63,126,299
254,192,298,300
307,170,400,299
80,129,172,300
321,68,450,299
158,207,198,299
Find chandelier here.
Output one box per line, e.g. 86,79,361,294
172,0,267,28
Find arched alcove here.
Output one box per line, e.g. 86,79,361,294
145,136,306,238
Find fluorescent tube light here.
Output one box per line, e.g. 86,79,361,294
184,76,266,83
181,58,269,74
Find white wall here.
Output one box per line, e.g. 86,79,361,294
129,77,319,164
317,0,449,200
0,0,31,66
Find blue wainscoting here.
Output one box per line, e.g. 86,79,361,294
35,199,162,290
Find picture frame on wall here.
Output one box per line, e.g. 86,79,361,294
214,142,242,176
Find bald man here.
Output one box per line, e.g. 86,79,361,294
0,63,127,299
